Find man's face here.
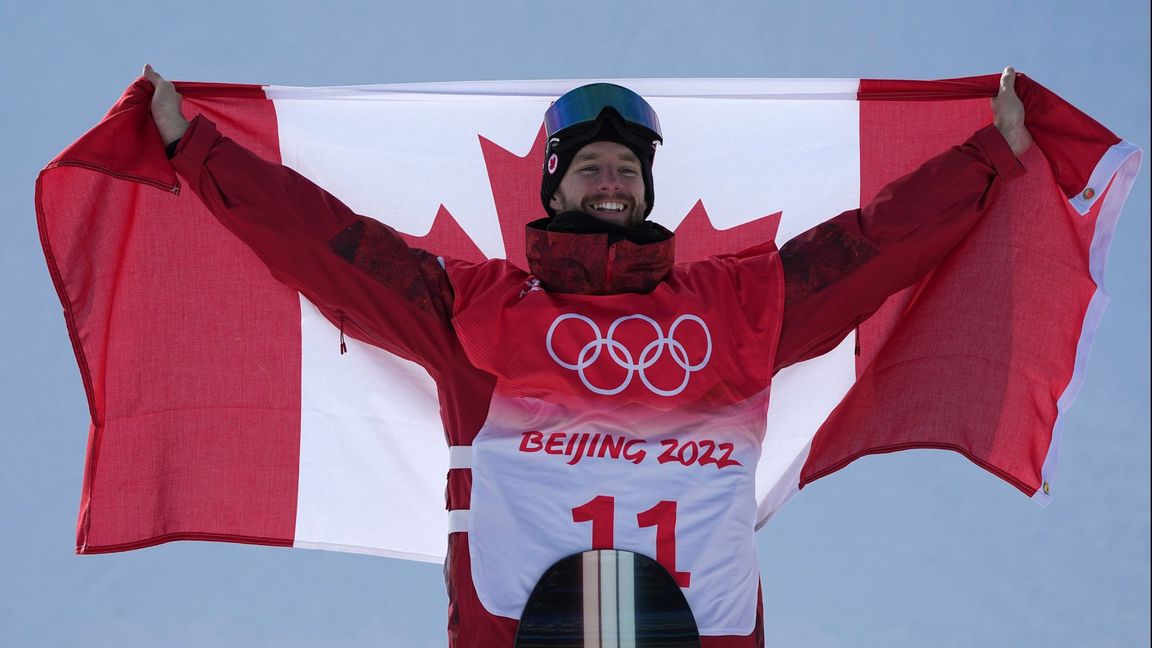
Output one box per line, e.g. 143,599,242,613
548,141,648,227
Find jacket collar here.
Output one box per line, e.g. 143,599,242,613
524,217,675,295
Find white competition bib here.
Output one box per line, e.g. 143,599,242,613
469,394,766,635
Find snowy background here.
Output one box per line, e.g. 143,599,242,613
2,1,1148,646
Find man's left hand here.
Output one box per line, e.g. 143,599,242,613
993,67,1033,156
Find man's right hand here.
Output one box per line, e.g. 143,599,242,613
143,64,190,146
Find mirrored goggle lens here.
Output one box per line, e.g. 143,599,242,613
544,84,662,141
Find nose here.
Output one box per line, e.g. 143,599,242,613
597,167,622,190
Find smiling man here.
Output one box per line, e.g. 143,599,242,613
142,67,1030,647
549,140,648,224
542,93,658,228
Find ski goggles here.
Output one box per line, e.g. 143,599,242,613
544,83,663,143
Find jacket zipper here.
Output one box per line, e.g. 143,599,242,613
605,244,617,288
338,311,348,355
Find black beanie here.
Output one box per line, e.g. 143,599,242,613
540,109,657,219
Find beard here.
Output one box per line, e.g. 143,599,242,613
550,190,646,227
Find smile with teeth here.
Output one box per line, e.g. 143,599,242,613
591,202,628,212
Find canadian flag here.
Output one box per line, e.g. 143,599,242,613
38,75,1138,562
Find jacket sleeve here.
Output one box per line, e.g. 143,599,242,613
773,125,1024,371
170,115,458,374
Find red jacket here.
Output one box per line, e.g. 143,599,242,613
172,116,1021,646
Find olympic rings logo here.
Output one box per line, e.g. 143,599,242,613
545,313,712,397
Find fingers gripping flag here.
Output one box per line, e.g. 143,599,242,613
38,75,1139,559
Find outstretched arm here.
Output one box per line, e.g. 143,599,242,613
774,67,1028,371
142,66,459,372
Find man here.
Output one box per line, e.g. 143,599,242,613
143,65,1031,647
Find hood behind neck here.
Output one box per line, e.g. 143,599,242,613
525,213,675,295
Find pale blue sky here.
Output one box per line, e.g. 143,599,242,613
2,1,1148,646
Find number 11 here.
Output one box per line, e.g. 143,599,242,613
572,495,691,588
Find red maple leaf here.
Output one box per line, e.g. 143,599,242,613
398,124,782,268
